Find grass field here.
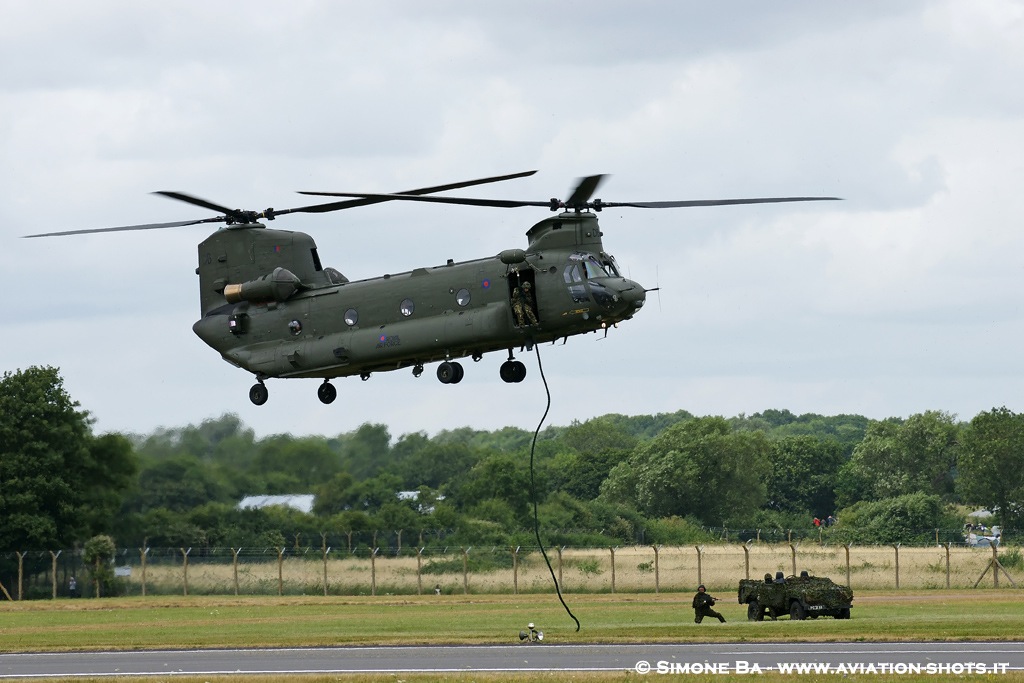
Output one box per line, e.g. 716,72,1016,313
3,591,1024,682
100,543,1020,596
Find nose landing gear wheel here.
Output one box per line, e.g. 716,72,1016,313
317,381,337,404
249,382,269,406
500,360,527,383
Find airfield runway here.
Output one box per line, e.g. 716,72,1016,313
1,642,1022,677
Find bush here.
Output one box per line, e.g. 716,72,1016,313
830,493,961,545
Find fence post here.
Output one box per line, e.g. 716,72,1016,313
790,542,798,577
844,543,852,588
321,533,330,597
50,550,61,599
992,544,999,589
462,547,471,595
396,529,403,555
371,547,379,596
416,547,424,595
557,547,563,589
512,546,520,595
653,545,660,594
180,547,191,596
140,547,149,597
743,540,753,580
695,545,704,587
944,542,951,589
277,547,286,596
17,552,26,600
893,544,901,589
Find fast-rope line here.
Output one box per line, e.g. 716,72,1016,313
529,343,581,631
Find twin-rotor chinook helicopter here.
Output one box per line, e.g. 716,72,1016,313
26,172,837,405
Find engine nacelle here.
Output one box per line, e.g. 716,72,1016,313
224,267,301,304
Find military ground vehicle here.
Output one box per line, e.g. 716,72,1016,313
738,573,853,620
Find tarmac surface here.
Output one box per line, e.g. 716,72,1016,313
1,642,1023,677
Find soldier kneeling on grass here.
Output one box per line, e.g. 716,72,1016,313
692,584,725,623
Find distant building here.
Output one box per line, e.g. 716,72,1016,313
238,494,315,514
397,490,444,514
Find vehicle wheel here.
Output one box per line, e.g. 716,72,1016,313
437,361,457,384
837,608,851,620
317,382,337,404
511,360,527,383
499,360,516,383
790,601,806,621
451,362,464,384
249,383,269,406
747,600,763,622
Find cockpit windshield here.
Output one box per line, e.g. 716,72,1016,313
567,252,623,280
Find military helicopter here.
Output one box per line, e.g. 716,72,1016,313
25,172,837,405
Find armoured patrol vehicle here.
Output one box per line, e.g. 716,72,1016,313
738,572,853,620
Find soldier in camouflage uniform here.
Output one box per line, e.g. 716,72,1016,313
512,281,538,326
692,584,726,623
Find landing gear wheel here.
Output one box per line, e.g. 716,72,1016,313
511,360,527,383
437,361,463,384
317,381,337,405
500,360,516,383
249,382,269,406
790,602,806,621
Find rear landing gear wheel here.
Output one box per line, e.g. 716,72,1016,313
317,381,337,404
437,361,464,384
249,382,269,406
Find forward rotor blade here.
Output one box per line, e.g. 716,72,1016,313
565,174,607,207
604,196,841,208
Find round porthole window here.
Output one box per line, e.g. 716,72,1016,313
288,320,302,335
456,288,471,306
344,308,358,326
400,298,415,317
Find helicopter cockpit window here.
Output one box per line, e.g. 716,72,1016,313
602,255,621,277
400,298,415,317
563,264,583,283
456,288,471,306
344,308,358,326
584,255,611,279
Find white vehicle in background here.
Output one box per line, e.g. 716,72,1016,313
964,524,1001,548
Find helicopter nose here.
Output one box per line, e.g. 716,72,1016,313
620,279,646,311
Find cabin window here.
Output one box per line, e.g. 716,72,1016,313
400,298,415,317
456,288,471,306
344,309,358,326
288,320,302,336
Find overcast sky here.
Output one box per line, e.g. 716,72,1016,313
3,1,1023,439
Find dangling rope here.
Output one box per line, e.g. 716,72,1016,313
529,343,580,631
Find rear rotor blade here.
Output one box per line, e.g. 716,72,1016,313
285,170,538,215
23,216,224,238
296,191,549,209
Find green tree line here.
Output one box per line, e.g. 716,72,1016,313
3,366,1023,574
